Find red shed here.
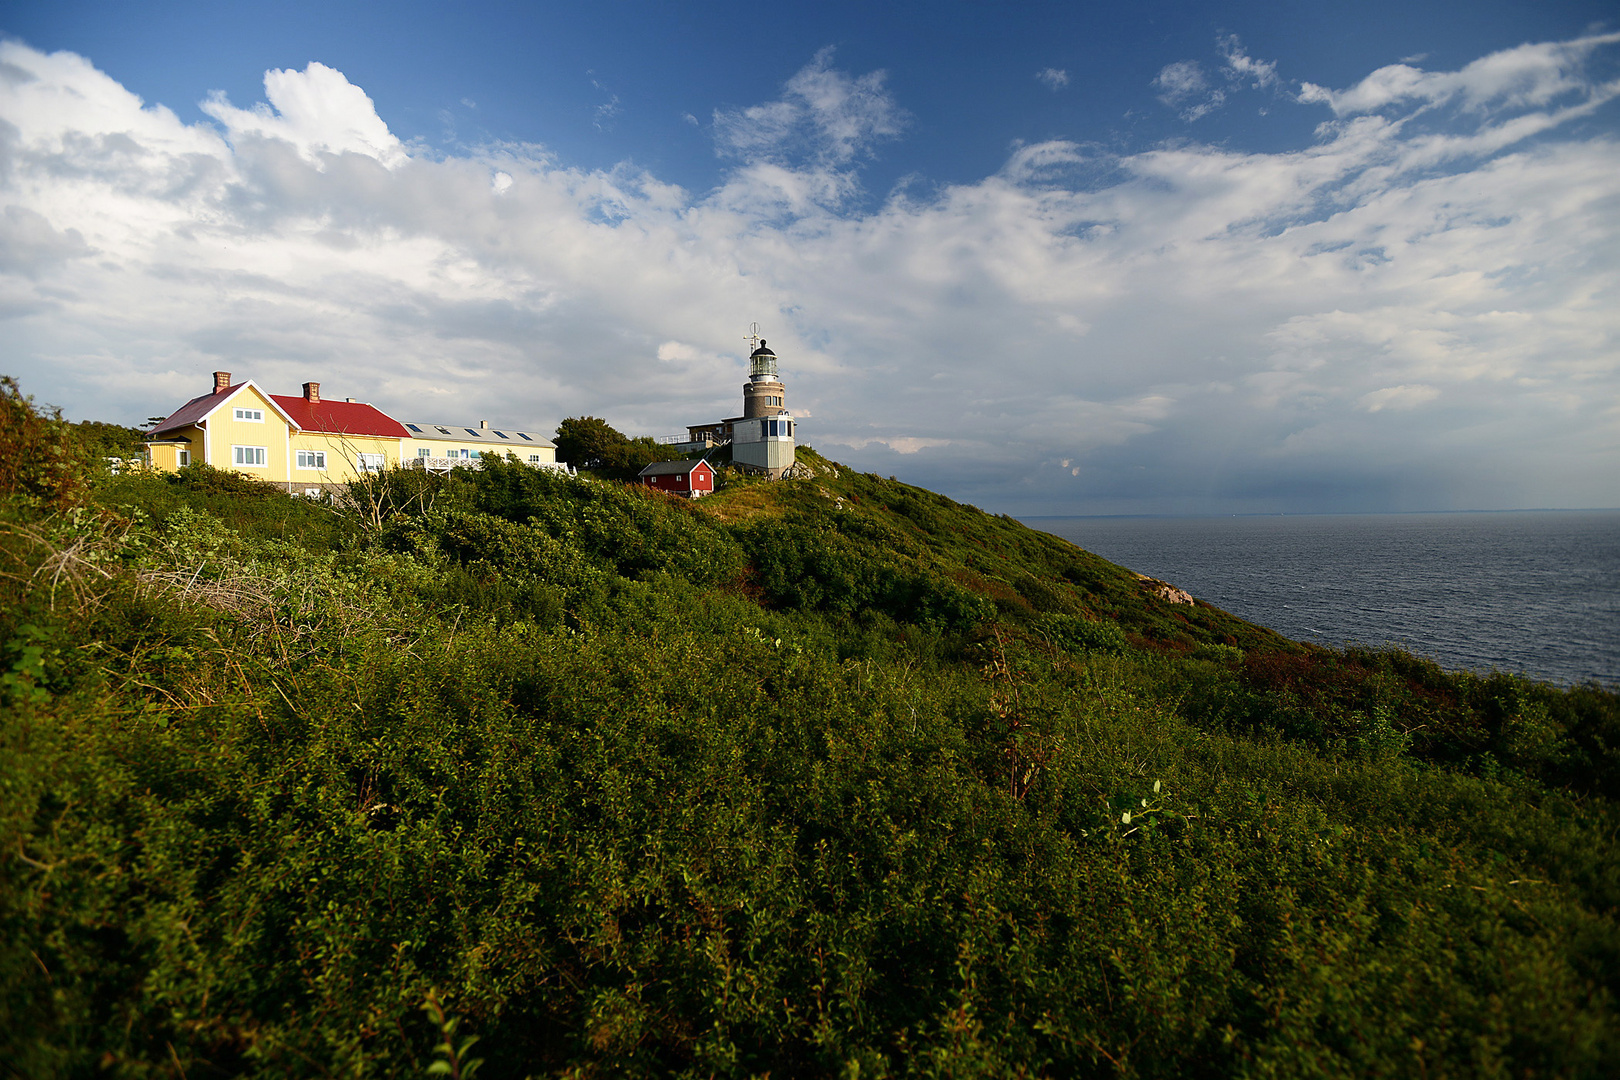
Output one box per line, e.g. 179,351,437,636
638,458,716,498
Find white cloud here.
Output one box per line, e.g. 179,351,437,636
1359,384,1441,412
832,436,953,454
1,35,1617,514
588,71,621,131
201,61,405,167
712,47,907,168
1298,30,1620,116
1154,60,1225,120
1036,68,1069,91
0,205,92,275
1219,35,1279,89
1156,36,1284,121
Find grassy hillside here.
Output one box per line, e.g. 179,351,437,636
3,385,1618,1078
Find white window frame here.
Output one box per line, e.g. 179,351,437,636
296,450,327,470
177,448,190,466
418,447,432,458
232,445,267,467
356,452,386,473
233,408,265,423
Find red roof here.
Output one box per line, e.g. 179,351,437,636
270,395,410,438
638,459,714,478
149,384,243,436
150,383,410,440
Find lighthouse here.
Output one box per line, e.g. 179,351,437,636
675,326,800,479
729,335,797,478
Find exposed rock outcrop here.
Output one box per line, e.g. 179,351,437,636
1137,574,1194,605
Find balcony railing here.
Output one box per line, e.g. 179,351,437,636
661,433,729,447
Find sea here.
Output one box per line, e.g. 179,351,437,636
1023,511,1620,689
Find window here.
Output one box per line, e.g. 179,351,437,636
233,407,264,422
518,432,533,440
232,445,267,466
356,453,385,473
296,450,327,470
406,423,423,433
418,447,431,457
470,450,482,459
495,431,510,439
529,454,541,463
177,448,190,466
435,426,451,435
465,428,482,438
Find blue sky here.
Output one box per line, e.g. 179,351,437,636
11,1,1611,194
2,1,1618,513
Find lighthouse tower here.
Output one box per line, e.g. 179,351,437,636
742,340,787,419
730,334,797,478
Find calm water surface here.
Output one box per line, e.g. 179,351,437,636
1024,511,1620,688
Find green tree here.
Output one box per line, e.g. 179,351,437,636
554,416,679,479
73,420,147,459
610,434,680,476
553,416,624,469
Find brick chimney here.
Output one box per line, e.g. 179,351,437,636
303,382,320,403
213,371,232,393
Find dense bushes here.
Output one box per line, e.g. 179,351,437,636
1151,643,1620,794
736,514,993,632
2,388,1618,1077
0,375,94,512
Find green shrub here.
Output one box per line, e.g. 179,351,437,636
0,375,93,513
0,386,1614,1077
1037,612,1129,654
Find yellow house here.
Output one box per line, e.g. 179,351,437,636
145,372,409,493
145,372,566,492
